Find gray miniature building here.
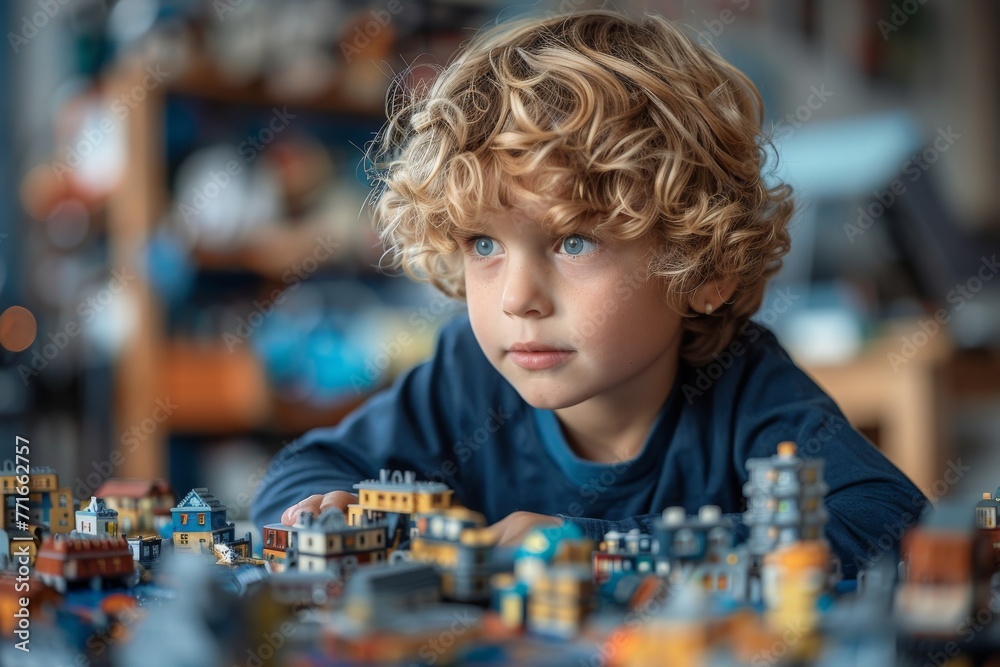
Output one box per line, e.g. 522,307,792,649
742,441,828,557
651,505,748,599
290,508,387,575
342,560,442,626
975,491,1000,528
126,534,163,569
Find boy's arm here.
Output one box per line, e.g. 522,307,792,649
249,318,468,529
731,329,930,579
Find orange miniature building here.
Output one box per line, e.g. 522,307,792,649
896,510,995,636
35,534,138,593
0,570,57,637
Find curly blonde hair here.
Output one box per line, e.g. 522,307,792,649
367,9,793,366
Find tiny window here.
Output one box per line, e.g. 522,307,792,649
198,514,205,525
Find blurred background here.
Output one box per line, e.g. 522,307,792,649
0,0,997,535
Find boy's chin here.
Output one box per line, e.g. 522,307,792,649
511,385,587,411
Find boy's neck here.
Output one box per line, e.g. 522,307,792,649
553,341,680,464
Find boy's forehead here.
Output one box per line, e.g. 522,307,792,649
478,198,574,234
454,171,599,235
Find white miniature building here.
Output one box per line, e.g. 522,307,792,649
292,508,387,575
75,496,119,537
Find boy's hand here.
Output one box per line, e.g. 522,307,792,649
281,491,358,525
488,511,563,547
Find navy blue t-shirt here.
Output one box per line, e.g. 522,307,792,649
251,314,927,577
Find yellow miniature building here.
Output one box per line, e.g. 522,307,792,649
0,463,73,534
351,469,453,518
409,507,487,567
761,540,830,660
527,564,594,638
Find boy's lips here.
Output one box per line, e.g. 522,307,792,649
507,342,575,370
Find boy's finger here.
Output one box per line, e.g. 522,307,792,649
282,494,325,525
319,491,359,512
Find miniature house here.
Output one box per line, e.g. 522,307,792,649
95,478,175,534
0,462,73,533
262,523,299,572
651,505,748,599
170,488,235,555
292,508,387,575
75,497,119,537
126,535,163,569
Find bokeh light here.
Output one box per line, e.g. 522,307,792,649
0,305,39,353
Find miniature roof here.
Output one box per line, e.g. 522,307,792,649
95,478,174,498
78,496,118,518
0,460,57,475
345,561,440,597
172,488,228,512
353,469,451,493
41,533,130,553
0,527,35,543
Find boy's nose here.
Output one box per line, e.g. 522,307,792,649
501,259,553,319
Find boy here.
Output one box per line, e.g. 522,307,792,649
250,9,925,577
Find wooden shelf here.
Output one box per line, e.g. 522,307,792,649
167,34,387,116
105,40,392,477
161,340,374,435
161,340,269,433
191,221,344,278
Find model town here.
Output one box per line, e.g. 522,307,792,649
1,442,999,666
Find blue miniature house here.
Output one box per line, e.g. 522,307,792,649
171,488,235,554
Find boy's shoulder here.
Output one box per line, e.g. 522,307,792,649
680,319,813,406
690,319,789,372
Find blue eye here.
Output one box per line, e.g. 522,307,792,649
472,237,497,257
560,234,598,256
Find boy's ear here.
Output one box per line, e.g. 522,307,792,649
691,277,739,314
